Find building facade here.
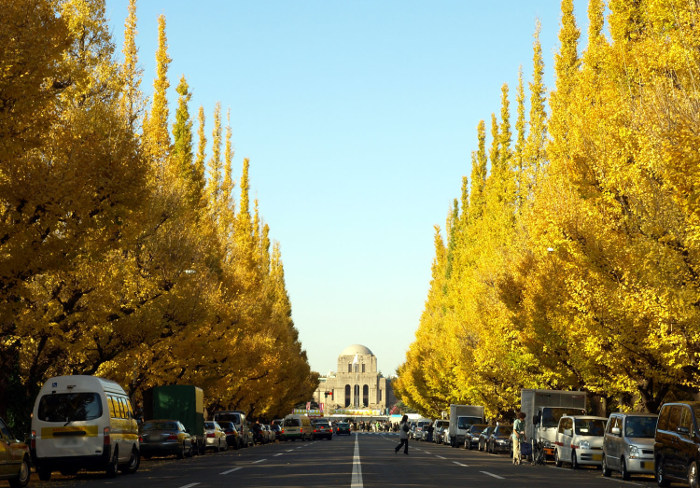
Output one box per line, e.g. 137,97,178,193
313,344,394,415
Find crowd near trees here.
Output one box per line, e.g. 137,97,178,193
394,0,700,420
0,0,317,432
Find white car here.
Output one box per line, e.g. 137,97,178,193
204,421,227,451
554,415,607,468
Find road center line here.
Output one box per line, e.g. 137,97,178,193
480,470,505,480
351,433,363,488
453,461,470,467
435,455,446,459
252,459,267,464
274,452,283,457
179,484,200,488
219,467,241,475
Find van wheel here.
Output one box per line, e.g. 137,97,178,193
106,448,119,477
620,458,629,481
9,455,30,488
656,457,670,487
601,454,611,477
554,449,562,467
123,447,140,474
688,460,698,488
571,450,578,469
37,466,52,481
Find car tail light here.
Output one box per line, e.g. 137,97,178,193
31,430,36,450
167,434,178,440
206,433,215,438
104,427,111,446
280,429,285,434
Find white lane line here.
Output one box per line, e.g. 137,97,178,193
252,458,267,464
274,452,284,457
351,433,363,488
481,471,505,479
179,484,200,488
286,449,294,452
219,467,241,475
435,455,446,459
453,461,470,467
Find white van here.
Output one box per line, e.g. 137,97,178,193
31,375,140,480
281,414,312,441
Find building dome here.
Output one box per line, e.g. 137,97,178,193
340,344,374,357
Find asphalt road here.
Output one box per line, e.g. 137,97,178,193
29,432,662,488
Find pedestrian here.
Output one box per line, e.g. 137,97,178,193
394,414,409,455
512,412,527,465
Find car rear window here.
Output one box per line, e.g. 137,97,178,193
284,418,301,427
143,421,178,430
38,393,103,422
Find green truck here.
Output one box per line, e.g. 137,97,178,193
143,385,206,454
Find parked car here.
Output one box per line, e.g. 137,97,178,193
554,415,607,468
0,417,30,488
464,423,487,450
336,422,351,435
214,411,251,447
654,401,700,487
478,425,495,451
139,419,193,459
311,419,333,440
487,424,513,454
262,424,275,443
217,421,242,449
270,423,282,440
204,421,227,451
602,412,657,480
413,419,431,441
431,420,449,444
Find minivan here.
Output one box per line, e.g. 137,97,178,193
213,411,251,447
602,412,657,480
654,401,700,487
281,414,312,441
31,375,139,480
554,415,607,468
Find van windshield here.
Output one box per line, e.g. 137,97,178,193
458,417,481,429
574,419,605,436
215,412,241,424
625,416,657,438
541,408,585,428
284,418,300,427
38,393,103,422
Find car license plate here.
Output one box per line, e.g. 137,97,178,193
641,461,652,469
591,453,602,461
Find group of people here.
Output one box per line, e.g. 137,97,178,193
394,411,529,462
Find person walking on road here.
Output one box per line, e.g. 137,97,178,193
395,414,409,455
512,412,527,465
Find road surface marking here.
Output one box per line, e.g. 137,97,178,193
219,467,241,475
481,471,505,479
351,433,363,488
435,455,446,459
179,484,200,488
252,458,267,464
453,461,469,467
274,452,284,457
286,449,294,452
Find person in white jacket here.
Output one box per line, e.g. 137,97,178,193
394,414,409,455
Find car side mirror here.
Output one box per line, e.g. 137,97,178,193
611,427,620,436
533,415,540,426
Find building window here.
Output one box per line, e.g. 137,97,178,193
354,385,360,407
354,363,358,373
362,363,365,373
348,363,352,373
378,389,382,402
345,384,351,408
362,385,369,407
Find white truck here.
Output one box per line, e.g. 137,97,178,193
521,389,587,460
447,404,485,447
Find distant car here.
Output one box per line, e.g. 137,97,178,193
336,422,351,435
487,424,513,454
204,421,227,451
311,419,333,440
262,424,275,443
217,421,242,449
478,426,495,451
0,417,30,488
555,415,607,468
464,423,487,449
412,420,431,441
432,420,449,444
140,419,193,459
270,423,282,440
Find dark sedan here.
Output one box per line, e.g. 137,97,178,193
336,422,351,435
0,417,30,488
488,424,513,454
464,423,487,449
140,419,193,459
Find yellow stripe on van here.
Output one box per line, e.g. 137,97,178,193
41,425,99,438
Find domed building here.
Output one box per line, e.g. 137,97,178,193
312,344,395,415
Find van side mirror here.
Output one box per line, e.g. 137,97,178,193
611,427,620,436
533,414,540,426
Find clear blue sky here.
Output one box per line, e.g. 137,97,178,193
105,0,589,377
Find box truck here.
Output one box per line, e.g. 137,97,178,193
448,405,485,447
521,389,586,459
143,385,205,454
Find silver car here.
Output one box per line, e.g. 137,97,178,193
602,412,657,479
554,415,607,468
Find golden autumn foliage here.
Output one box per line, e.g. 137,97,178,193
396,0,700,419
0,0,315,430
